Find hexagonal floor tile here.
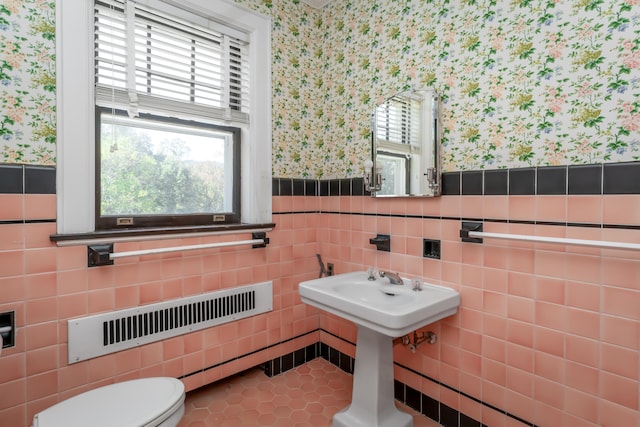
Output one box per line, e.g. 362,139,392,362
178,358,441,426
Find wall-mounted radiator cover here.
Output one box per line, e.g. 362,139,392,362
68,281,272,364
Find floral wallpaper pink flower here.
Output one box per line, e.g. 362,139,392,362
1,0,638,177
0,0,55,164
290,0,640,176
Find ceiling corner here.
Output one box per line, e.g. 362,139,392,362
301,0,332,9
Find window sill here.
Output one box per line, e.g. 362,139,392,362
50,223,276,246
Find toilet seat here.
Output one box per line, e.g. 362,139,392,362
32,377,185,427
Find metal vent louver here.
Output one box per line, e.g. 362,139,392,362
68,281,272,363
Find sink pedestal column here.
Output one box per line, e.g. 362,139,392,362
332,326,413,427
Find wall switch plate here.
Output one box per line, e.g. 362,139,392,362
423,239,441,259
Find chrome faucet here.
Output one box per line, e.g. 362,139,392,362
379,271,403,285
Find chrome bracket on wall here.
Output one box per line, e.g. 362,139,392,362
88,243,114,267
460,222,483,243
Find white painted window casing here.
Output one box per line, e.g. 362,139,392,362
56,0,272,235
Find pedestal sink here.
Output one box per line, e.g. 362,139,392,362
299,271,460,427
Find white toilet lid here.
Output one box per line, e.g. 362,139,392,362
33,377,185,427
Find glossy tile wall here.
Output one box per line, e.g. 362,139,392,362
0,166,320,427
1,164,639,427
274,165,640,427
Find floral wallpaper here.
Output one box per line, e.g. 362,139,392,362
1,0,638,177
0,0,55,164
268,0,640,177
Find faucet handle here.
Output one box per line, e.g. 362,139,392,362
367,267,378,281
411,278,423,291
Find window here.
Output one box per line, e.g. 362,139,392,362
94,0,247,229
96,109,241,228
56,0,271,236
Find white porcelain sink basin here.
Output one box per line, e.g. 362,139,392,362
299,271,460,337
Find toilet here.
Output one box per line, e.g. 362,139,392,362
32,377,185,427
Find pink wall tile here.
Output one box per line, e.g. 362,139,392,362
535,276,565,304
565,253,601,284
507,249,534,274
26,346,58,376
2,190,640,427
483,196,509,219
506,389,534,422
25,297,57,325
507,320,534,349
484,246,509,270
564,280,599,311
565,361,598,395
26,370,57,401
533,376,564,409
599,399,640,427
535,250,567,279
0,194,24,221
600,314,639,349
24,248,57,275
535,196,566,223
534,326,564,358
509,196,536,222
565,335,599,368
24,223,55,249
602,195,640,226
87,288,115,313
0,250,25,278
601,286,640,320
506,366,533,397
24,195,55,221
0,224,24,251
24,272,56,300
600,343,639,379
567,196,602,224
534,352,564,383
600,371,639,410
58,293,88,320
565,308,599,340
564,387,599,424
24,322,57,351
483,267,507,293
601,257,640,290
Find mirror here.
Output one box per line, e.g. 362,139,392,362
365,88,441,197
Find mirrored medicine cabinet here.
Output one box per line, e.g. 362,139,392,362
365,88,441,197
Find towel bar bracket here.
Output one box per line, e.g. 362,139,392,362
88,244,114,267
252,232,270,248
460,222,483,243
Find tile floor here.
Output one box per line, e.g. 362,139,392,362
178,357,441,427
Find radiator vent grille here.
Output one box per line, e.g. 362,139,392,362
68,281,272,364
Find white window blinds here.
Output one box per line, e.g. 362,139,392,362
375,96,421,146
95,0,250,124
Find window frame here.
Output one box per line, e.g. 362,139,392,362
55,0,272,238
95,107,242,230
